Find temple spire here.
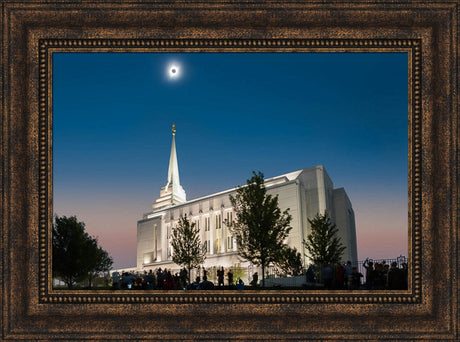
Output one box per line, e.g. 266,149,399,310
166,123,180,190
153,123,186,209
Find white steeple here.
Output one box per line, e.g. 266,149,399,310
165,123,180,190
153,123,187,210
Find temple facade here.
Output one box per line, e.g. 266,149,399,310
137,125,358,273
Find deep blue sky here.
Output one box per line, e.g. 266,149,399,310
53,52,408,269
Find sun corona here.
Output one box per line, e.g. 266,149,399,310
167,63,181,80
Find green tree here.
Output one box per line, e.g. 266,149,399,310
86,244,113,289
52,215,113,289
274,246,304,277
227,171,292,287
303,212,346,267
171,214,206,285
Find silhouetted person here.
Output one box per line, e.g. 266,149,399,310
306,265,316,283
156,268,164,290
387,262,405,290
350,267,363,290
321,264,333,289
373,263,386,290
383,264,390,288
112,271,120,289
180,268,188,287
344,261,353,289
251,272,259,287
163,270,174,290
189,277,200,290
363,258,374,289
122,272,134,289
227,270,234,286
217,267,224,286
335,263,344,289
402,263,408,289
145,270,155,289
199,276,214,290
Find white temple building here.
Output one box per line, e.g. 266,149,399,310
137,125,358,274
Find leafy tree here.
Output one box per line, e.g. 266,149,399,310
171,214,206,285
274,246,304,277
227,171,292,287
52,215,113,289
86,245,113,288
303,212,346,267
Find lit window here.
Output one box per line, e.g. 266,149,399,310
227,235,234,250
226,211,233,224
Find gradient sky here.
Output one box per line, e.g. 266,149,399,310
53,52,408,269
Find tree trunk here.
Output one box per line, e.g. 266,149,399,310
262,264,265,288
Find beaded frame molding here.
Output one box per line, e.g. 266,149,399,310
38,38,422,306
2,1,458,340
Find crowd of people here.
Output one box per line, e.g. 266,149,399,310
362,259,408,290
111,267,239,290
111,259,407,291
307,259,408,290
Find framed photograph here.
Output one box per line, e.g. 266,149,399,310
52,51,409,293
1,0,458,340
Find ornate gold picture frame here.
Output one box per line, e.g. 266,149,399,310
1,0,457,339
